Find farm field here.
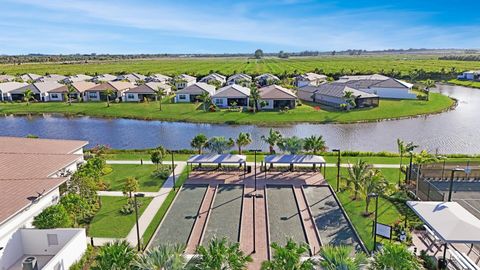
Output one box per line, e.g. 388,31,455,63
448,79,480,89
0,56,478,77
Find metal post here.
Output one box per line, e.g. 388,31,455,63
335,150,341,192
171,152,176,191
134,193,145,251
408,153,414,185
369,193,379,253
441,159,446,179
448,170,456,202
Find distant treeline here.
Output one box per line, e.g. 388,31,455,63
439,54,480,62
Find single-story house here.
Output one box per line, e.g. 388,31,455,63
62,74,93,84
337,74,416,99
91,74,117,83
116,73,147,84
174,74,196,90
37,74,67,83
226,73,252,86
146,73,172,83
295,72,327,87
123,82,171,102
457,70,480,81
83,81,134,101
175,82,215,103
255,73,280,87
11,81,64,102
199,73,226,86
297,83,379,109
48,81,97,102
0,82,28,101
258,85,297,110
0,75,15,83
20,73,42,83
212,84,250,108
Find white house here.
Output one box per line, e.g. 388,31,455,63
83,81,134,101
47,81,97,102
116,73,147,84
123,82,171,102
337,74,416,99
255,73,280,87
457,70,480,81
12,82,64,102
0,82,28,102
0,75,15,83
175,82,215,103
91,74,117,83
20,74,42,83
226,73,252,85
199,73,226,86
174,74,196,90
145,74,172,83
0,137,88,270
62,74,93,84
37,74,67,83
295,73,327,87
212,84,250,108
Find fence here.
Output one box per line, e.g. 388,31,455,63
417,177,445,201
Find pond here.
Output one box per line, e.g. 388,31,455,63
0,84,478,154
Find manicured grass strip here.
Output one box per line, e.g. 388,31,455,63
88,196,152,238
303,186,362,251
202,184,243,244
149,184,208,246
266,185,307,248
449,79,480,89
102,164,166,192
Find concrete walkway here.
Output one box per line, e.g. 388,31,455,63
91,161,186,246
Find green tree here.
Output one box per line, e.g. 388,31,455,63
66,84,76,105
249,86,261,113
33,204,72,229
261,129,282,155
105,88,114,107
199,91,211,112
192,237,252,270
92,240,137,270
343,90,356,110
254,49,264,59
123,177,139,198
191,134,209,154
396,139,418,186
278,136,304,155
414,150,438,195
360,169,389,215
423,79,435,101
60,193,90,226
370,242,422,270
23,88,34,105
235,132,252,155
132,244,186,270
303,135,327,155
261,239,316,270
319,245,366,270
150,150,164,169
345,160,370,200
154,87,167,111
206,136,234,154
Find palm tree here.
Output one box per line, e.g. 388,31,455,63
250,86,261,113
360,169,389,215
343,90,356,110
277,136,304,155
397,139,418,186
66,84,76,105
344,160,370,200
132,244,186,270
191,134,208,154
154,87,167,111
424,79,435,101
92,240,137,270
319,245,366,270
23,88,34,105
198,91,211,112
261,129,282,155
414,150,438,195
370,242,422,270
235,132,252,155
105,88,114,107
206,136,234,154
261,239,316,270
303,135,327,154
192,237,252,270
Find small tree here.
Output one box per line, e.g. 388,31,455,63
320,245,366,270
123,177,139,198
250,86,261,112
206,136,234,154
278,136,304,154
423,79,435,101
132,244,186,270
92,240,137,270
60,193,90,226
344,160,370,200
261,239,316,270
370,242,422,270
236,132,252,155
23,88,34,105
261,128,282,155
254,49,264,59
192,237,252,270
150,150,164,169
154,87,167,111
66,84,76,105
361,169,389,215
191,133,208,154
33,204,72,229
198,91,211,112
303,135,327,154
105,88,114,107
343,90,356,110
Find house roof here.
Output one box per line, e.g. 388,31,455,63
213,84,250,98
38,74,67,82
0,82,28,93
338,74,390,82
200,73,226,82
49,81,97,93
0,136,88,154
176,82,215,95
176,74,196,82
92,74,117,82
117,73,147,83
148,74,172,82
259,85,297,100
0,74,15,82
20,73,42,82
86,81,134,91
12,81,63,94
65,74,93,83
337,74,412,89
227,73,252,82
126,82,171,94
300,83,378,99
297,73,328,81
255,73,280,81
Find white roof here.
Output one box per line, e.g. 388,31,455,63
187,154,246,164
407,201,480,244
264,155,326,164
0,82,28,93
213,84,250,98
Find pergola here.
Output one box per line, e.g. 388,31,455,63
186,154,247,178
263,154,327,178
407,201,480,268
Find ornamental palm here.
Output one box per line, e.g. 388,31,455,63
303,135,327,155
23,88,34,105
261,128,282,155
132,244,186,270
92,240,136,270
277,136,304,155
105,88,114,107
397,139,418,186
250,86,261,113
424,79,435,101
344,160,370,200
199,91,211,112
320,245,366,270
192,237,252,270
414,150,438,195
191,133,208,154
206,136,234,154
343,90,356,109
235,132,252,155
370,242,422,270
66,84,76,105
261,239,316,270
360,169,389,215
154,87,167,111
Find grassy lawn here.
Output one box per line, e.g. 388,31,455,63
88,196,152,238
0,92,453,124
102,164,168,192
448,79,480,89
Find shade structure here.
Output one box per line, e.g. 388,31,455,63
187,154,247,164
264,154,326,165
407,201,480,244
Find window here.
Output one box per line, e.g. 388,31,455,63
178,94,186,100
51,93,59,99
127,94,135,99
88,92,98,98
47,234,58,246
215,98,223,105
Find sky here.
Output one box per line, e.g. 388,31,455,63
1,0,480,54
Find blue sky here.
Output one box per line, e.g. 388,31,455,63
1,0,479,54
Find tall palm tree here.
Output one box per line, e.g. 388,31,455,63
303,135,327,155
261,239,316,270
206,136,234,154
414,150,438,195
235,132,252,155
198,91,211,112
424,79,435,101
154,87,167,111
23,88,34,106
319,245,366,270
92,240,137,270
250,86,261,113
360,169,389,215
105,88,114,107
192,237,252,270
261,129,282,155
397,139,418,186
132,244,186,270
343,90,356,109
191,134,208,154
66,84,76,105
344,160,370,200
370,242,422,270
277,136,304,155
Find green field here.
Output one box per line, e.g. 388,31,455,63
101,164,168,192
448,79,480,89
0,56,478,76
0,92,453,124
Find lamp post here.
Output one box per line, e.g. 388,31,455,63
332,149,341,192
368,193,379,253
134,193,145,251
250,149,261,254
171,151,176,191
448,167,465,202
407,152,414,185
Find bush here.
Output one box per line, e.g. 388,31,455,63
33,204,72,229
119,199,142,215
420,250,437,270
69,245,96,270
151,166,172,180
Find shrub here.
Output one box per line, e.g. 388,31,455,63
419,250,437,270
33,204,72,229
151,166,171,180
119,199,142,215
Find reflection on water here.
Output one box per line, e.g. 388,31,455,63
0,85,479,154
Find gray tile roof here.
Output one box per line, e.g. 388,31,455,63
299,83,377,99
176,82,215,95
213,84,250,98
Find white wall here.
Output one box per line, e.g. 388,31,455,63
362,87,417,99
47,93,63,102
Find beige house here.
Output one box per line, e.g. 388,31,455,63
83,81,134,101
212,84,250,108
48,81,97,102
123,82,171,102
258,85,297,110
175,82,215,103
174,74,196,90
295,73,327,87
